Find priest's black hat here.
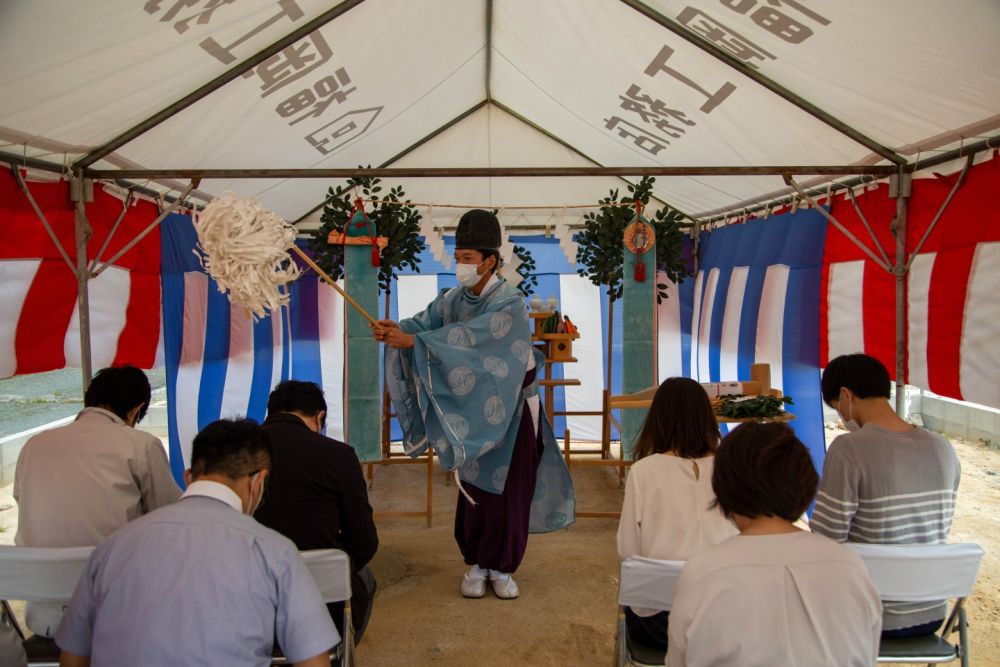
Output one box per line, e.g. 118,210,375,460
455,209,501,250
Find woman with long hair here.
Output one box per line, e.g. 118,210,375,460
617,377,738,651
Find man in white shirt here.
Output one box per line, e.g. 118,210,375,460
14,365,181,637
56,418,339,667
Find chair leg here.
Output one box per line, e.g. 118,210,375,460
958,606,969,667
343,605,355,667
614,607,627,667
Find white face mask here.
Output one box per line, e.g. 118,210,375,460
247,472,265,516
839,393,860,432
455,259,487,287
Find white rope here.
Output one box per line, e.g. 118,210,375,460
454,469,477,506
193,193,301,320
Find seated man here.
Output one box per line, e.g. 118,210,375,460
255,380,379,643
14,365,181,637
55,419,339,667
812,353,961,637
667,423,881,667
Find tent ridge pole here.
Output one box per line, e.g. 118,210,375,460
73,0,370,170
618,0,907,166
87,165,896,179
485,0,494,102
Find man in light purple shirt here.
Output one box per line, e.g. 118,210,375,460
55,419,339,667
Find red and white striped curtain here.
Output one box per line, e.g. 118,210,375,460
820,153,1000,407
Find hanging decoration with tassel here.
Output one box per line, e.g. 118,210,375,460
623,200,655,283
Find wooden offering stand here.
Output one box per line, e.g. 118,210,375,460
610,363,795,423
530,312,582,418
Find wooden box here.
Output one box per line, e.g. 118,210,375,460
541,332,578,360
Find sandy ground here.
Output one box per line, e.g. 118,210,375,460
1,433,997,666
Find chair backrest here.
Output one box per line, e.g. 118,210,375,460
0,546,94,603
617,557,685,612
300,549,352,604
847,542,984,602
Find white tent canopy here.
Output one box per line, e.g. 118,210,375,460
2,0,997,223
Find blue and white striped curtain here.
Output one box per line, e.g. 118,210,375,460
684,210,828,470
161,212,827,484
161,214,346,483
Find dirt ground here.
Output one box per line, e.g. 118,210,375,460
1,433,997,666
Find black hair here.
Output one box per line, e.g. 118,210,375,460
84,365,151,423
711,422,818,522
821,353,891,405
634,377,719,460
267,380,327,425
480,249,501,274
189,418,271,480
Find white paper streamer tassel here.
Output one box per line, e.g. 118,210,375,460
193,193,301,320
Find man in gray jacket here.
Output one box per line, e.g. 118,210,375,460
14,365,181,637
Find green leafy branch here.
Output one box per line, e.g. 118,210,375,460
575,176,689,303
309,166,423,294
716,394,794,419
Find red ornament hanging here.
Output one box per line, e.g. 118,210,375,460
623,200,655,283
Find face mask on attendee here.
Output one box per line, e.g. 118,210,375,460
126,404,144,427
455,258,489,288
839,391,860,432
247,471,266,516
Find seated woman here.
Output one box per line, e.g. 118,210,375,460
666,422,882,667
617,377,738,651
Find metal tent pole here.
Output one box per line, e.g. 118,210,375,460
71,173,94,391
890,171,912,416
86,165,895,180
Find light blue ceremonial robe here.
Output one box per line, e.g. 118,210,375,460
385,279,575,533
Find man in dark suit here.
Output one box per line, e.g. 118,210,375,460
254,381,379,644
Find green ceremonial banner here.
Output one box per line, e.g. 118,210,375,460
621,213,657,460
343,207,381,462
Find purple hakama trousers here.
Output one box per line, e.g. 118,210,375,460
454,369,542,573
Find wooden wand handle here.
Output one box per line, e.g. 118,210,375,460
291,245,379,327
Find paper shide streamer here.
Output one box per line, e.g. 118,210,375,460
193,194,301,320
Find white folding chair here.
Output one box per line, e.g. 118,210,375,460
848,542,984,667
272,548,354,667
0,545,94,667
614,557,685,667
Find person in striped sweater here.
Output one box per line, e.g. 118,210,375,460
812,353,961,637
